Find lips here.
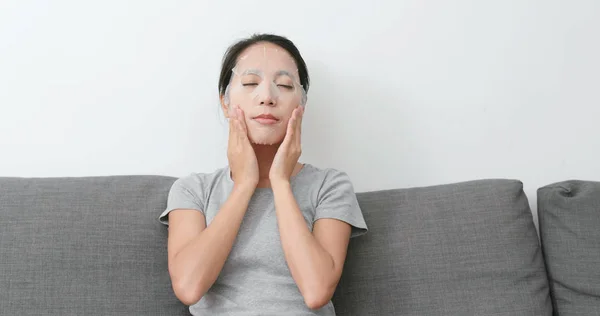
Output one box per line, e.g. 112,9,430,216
252,114,279,125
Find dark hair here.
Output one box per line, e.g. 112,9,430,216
218,33,310,100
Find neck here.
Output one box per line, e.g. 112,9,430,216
250,143,303,188
252,143,279,183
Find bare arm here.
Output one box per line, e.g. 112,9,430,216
272,181,352,310
167,183,255,305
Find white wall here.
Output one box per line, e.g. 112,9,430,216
1,0,599,226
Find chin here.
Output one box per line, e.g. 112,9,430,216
249,131,285,146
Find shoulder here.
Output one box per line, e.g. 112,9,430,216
171,166,229,192
167,166,231,207
301,163,355,185
160,166,230,224
299,164,357,199
301,164,368,237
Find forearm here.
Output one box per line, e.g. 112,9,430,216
272,181,337,305
170,184,254,302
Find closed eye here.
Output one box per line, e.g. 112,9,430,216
277,84,293,89
242,83,259,87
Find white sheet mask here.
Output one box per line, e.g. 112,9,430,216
223,45,307,108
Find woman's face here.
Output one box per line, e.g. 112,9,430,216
222,42,305,145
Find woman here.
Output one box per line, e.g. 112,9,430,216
159,33,368,315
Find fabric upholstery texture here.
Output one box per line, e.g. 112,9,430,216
332,179,553,315
1,176,559,315
538,180,600,316
0,176,190,316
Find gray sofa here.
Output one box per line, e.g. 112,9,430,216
1,176,599,315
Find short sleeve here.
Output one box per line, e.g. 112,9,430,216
314,169,368,238
158,175,205,226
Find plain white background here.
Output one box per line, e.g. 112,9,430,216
1,0,599,227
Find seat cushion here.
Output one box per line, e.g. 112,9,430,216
0,176,190,316
537,180,600,316
332,179,553,315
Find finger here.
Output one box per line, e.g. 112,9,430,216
296,106,303,133
229,117,234,127
286,109,297,138
289,107,301,145
234,116,250,145
282,109,297,146
295,107,303,144
236,108,249,135
229,109,237,137
234,117,244,139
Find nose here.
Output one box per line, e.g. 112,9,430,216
259,95,275,106
256,82,277,107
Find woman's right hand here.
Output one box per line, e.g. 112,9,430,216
227,105,259,188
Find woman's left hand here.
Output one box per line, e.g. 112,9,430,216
270,106,304,184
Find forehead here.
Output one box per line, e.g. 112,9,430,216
234,43,298,72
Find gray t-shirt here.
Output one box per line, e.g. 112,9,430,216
158,163,368,316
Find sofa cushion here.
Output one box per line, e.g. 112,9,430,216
0,176,189,316
332,179,553,315
537,180,600,316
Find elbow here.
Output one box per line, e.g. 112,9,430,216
302,284,335,310
172,280,204,306
170,272,206,306
168,259,210,306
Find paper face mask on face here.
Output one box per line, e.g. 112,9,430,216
224,43,306,145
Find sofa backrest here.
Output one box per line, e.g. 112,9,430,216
1,176,555,315
332,179,553,315
538,180,600,315
0,176,190,315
